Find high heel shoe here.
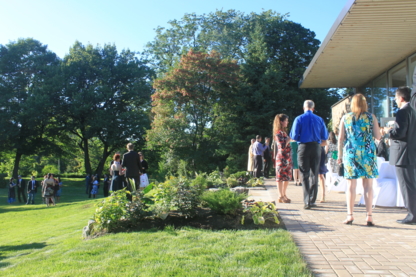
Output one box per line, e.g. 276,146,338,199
366,214,375,226
343,214,354,225
278,197,284,203
284,195,291,203
319,195,325,203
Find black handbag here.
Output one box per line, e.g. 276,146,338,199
338,163,344,177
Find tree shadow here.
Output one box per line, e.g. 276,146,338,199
0,242,47,267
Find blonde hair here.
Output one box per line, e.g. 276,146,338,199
351,93,368,117
273,114,289,135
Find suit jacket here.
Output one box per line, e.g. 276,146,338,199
411,92,416,110
263,144,272,161
17,178,25,190
389,103,416,166
27,180,38,193
122,151,142,178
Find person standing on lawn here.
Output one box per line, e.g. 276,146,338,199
16,175,27,203
26,176,38,205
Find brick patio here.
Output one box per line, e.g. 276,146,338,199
249,180,416,277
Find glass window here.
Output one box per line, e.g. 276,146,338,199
388,61,406,116
361,83,373,113
408,53,416,94
373,73,388,120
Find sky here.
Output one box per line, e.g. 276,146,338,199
1,0,348,58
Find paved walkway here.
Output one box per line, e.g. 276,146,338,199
249,180,416,277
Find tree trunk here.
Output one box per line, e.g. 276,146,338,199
82,137,92,175
94,144,110,176
12,151,23,178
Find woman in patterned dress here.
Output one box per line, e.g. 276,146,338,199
273,114,292,203
337,94,380,225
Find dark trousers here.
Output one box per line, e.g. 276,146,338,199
263,158,271,178
254,155,263,178
298,142,321,206
88,183,93,198
396,164,416,222
17,187,27,203
27,192,36,204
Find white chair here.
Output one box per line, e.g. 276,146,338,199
359,161,397,207
326,163,347,192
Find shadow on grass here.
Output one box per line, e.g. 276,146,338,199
0,242,48,267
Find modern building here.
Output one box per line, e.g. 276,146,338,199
300,0,416,128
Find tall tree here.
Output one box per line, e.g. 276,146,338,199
0,38,61,177
61,42,153,175
146,10,341,172
147,50,240,172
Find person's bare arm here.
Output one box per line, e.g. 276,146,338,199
337,118,346,164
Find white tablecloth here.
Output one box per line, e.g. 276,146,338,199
358,161,404,207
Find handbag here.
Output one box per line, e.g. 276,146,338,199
338,163,344,177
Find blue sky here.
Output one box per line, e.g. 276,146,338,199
1,0,348,58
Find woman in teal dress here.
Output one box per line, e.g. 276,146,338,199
337,94,380,226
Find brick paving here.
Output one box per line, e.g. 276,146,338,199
249,179,416,277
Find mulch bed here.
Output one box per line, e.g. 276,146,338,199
108,207,285,234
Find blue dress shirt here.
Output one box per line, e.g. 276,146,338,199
252,141,268,155
289,110,329,144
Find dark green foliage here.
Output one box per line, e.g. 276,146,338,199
146,10,341,175
200,189,246,215
60,42,154,175
0,38,62,177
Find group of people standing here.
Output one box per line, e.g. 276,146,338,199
247,88,416,226
85,143,149,198
7,174,62,206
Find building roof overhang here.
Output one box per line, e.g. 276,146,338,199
300,0,416,88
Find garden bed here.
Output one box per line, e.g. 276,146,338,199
92,207,285,237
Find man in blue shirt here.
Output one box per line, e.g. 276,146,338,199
252,135,269,178
290,100,328,209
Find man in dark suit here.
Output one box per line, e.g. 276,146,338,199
122,143,142,191
27,176,38,204
16,175,27,203
263,137,272,178
389,87,416,225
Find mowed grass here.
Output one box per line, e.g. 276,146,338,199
0,178,311,277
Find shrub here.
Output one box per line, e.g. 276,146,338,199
226,177,238,188
200,189,246,215
190,173,209,195
243,201,279,225
93,189,129,232
149,176,201,219
206,170,225,187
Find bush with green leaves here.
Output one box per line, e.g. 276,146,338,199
190,173,209,194
243,201,279,225
200,189,246,215
206,170,225,187
147,176,201,219
226,176,238,188
93,189,130,231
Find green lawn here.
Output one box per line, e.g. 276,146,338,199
0,178,311,277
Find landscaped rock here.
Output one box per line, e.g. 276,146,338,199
82,219,96,239
208,188,220,192
230,186,249,194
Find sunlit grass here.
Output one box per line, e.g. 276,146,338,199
0,178,311,277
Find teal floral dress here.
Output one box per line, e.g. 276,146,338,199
342,112,378,179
